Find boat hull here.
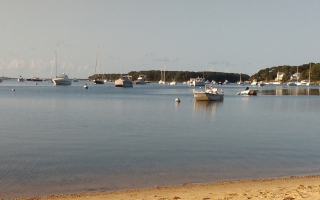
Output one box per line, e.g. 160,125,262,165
135,81,146,84
115,79,133,87
238,90,257,95
53,78,72,85
52,74,72,86
93,79,104,84
194,92,224,101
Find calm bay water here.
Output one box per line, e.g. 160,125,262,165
1,80,320,198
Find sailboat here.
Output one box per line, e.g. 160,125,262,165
306,63,312,86
93,47,104,84
17,61,25,82
52,52,72,86
159,66,165,84
237,73,243,85
72,65,78,82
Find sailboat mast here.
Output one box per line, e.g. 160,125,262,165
309,63,311,82
297,66,299,82
55,52,57,78
164,66,165,83
95,47,99,75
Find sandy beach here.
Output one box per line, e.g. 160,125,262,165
17,175,320,200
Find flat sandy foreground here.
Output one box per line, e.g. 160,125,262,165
18,175,320,200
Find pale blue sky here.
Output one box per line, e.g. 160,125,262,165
1,0,320,79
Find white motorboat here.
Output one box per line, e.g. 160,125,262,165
115,75,133,87
193,84,224,101
237,87,257,95
52,52,72,86
135,75,146,84
52,73,72,85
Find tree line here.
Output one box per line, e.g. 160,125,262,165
89,70,250,83
250,63,320,83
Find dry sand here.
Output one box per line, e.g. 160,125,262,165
18,175,320,200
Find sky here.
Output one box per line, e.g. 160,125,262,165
1,0,320,79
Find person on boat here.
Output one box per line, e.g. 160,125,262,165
245,87,249,90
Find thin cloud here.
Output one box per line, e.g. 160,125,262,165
208,61,235,66
56,40,65,47
9,52,18,57
29,60,49,72
153,57,179,62
145,53,156,58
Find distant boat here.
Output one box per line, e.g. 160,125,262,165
84,83,88,89
53,73,72,85
189,77,206,86
17,62,24,82
237,87,257,95
237,73,244,85
27,76,43,81
115,75,133,87
306,62,312,86
251,79,258,86
135,74,146,84
169,79,177,85
72,65,78,82
159,66,165,84
52,52,72,86
17,75,24,82
287,81,296,86
93,47,104,84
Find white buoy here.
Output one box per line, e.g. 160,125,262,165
34,82,38,85
175,98,181,103
12,88,15,91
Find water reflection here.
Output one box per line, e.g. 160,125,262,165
193,101,221,118
260,87,320,96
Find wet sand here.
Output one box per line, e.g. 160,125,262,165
17,175,320,200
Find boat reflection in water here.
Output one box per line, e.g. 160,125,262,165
193,101,222,118
260,87,320,96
